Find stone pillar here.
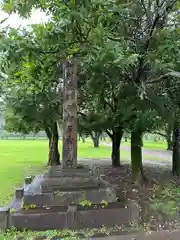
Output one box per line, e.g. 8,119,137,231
62,60,78,168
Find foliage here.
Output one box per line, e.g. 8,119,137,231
4,90,62,135
150,183,180,217
79,200,92,207
0,0,180,170
4,110,38,134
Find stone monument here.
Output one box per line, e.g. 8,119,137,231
39,59,117,204
0,59,139,231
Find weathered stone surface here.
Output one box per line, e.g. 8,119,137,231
10,212,67,230
67,206,77,229
21,166,116,207
62,60,78,169
77,208,132,229
128,200,139,224
47,166,91,177
9,202,138,230
54,191,82,206
16,188,24,199
53,187,116,206
0,207,9,231
41,177,105,192
23,193,54,207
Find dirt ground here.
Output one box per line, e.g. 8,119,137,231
99,163,180,232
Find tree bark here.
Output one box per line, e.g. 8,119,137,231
166,125,173,150
44,127,52,148
131,130,145,181
167,137,173,151
47,122,60,166
91,132,100,148
110,128,123,167
172,122,180,176
82,136,85,143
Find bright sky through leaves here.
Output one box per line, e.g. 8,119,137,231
0,8,49,28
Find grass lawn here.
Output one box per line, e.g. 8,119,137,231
123,140,168,150
0,140,112,205
102,138,168,150
0,140,168,206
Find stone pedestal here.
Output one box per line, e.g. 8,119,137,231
22,165,117,207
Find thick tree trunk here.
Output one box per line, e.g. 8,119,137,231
131,130,145,181
111,128,123,167
47,122,60,166
91,132,100,148
172,122,180,176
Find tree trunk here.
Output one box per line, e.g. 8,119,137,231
91,132,100,148
131,130,145,181
172,122,180,176
167,137,173,151
47,122,60,166
111,128,123,167
166,125,173,150
82,136,85,143
44,127,52,148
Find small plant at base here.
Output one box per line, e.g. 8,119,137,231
23,204,36,210
79,200,92,207
101,200,108,208
10,208,16,213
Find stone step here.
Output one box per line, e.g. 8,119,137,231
9,203,138,231
23,187,117,207
41,177,105,192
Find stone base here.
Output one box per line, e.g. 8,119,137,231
41,166,105,192
1,165,140,231
22,166,117,207
9,202,139,230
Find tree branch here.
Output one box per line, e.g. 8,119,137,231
153,131,167,138
77,111,87,117
106,129,113,139
104,99,115,112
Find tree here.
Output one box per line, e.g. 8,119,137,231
153,120,173,150
5,89,62,166
4,109,39,135
78,113,103,148
129,108,161,181
80,40,135,166
0,22,66,166
103,0,179,171
146,22,180,175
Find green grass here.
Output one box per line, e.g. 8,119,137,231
144,141,167,150
0,140,168,206
123,141,168,150
0,140,112,205
100,138,168,150
0,139,170,238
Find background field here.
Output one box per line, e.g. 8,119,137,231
0,140,168,205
